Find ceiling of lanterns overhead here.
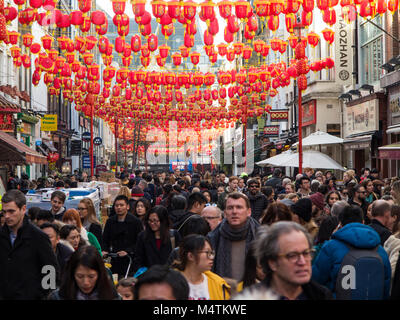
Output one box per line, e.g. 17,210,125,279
0,0,394,153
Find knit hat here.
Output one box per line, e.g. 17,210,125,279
309,192,325,211
290,198,312,222
131,186,144,197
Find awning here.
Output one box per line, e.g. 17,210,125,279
386,125,400,135
42,140,57,152
0,130,47,165
36,144,48,156
343,134,372,150
379,143,400,160
0,94,20,113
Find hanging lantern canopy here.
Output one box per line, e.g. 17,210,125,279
235,1,251,21
270,38,282,51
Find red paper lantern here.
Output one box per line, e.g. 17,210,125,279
78,0,91,13
218,1,232,19
307,32,320,48
152,0,167,22
298,74,307,91
132,0,146,16
224,27,234,43
159,44,170,58
388,0,399,14
322,28,335,45
91,11,105,26
161,23,174,38
4,6,18,22
204,29,214,46
147,33,158,52
227,15,239,33
183,0,197,22
323,8,336,25
172,53,182,66
190,52,200,65
217,43,228,56
243,46,253,60
112,0,126,15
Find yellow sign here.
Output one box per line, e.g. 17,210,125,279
41,114,58,131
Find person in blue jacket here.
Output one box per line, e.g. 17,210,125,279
312,205,391,299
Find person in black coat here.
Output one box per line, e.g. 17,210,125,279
133,206,181,273
246,179,269,222
102,195,143,279
0,190,59,300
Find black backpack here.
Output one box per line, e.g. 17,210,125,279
335,243,385,300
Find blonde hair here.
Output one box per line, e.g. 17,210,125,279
286,193,299,201
118,186,131,200
79,198,101,226
345,170,355,180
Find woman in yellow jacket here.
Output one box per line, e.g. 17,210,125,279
173,234,230,300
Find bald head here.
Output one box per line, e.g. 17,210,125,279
371,200,391,218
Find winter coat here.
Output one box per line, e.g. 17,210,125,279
56,242,74,277
169,209,186,226
0,216,59,300
312,222,391,299
246,192,269,222
84,222,103,248
264,177,282,190
172,211,197,232
235,277,332,300
383,235,400,279
133,229,181,273
204,271,231,300
102,213,143,277
369,219,392,246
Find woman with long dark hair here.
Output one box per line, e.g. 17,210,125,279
132,197,151,228
133,205,180,272
173,234,230,300
48,245,120,300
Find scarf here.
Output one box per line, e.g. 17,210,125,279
214,218,259,278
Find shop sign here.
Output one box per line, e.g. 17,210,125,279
302,100,316,127
0,113,14,132
41,114,57,131
270,109,289,122
264,125,280,137
345,99,378,136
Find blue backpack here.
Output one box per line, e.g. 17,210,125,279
335,243,385,300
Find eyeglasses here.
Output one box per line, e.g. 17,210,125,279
248,185,259,189
198,250,216,259
277,248,315,263
148,219,160,224
342,192,348,196
77,207,87,211
205,203,217,207
204,216,220,220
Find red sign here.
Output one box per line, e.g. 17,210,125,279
0,113,14,132
270,109,289,122
264,125,280,137
379,149,400,160
302,100,316,127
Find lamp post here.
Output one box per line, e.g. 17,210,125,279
90,104,94,177
115,115,118,173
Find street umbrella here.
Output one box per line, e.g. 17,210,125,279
277,150,345,171
292,130,344,147
256,150,294,167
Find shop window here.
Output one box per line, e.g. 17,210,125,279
327,124,340,137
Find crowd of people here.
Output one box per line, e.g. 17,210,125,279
1,166,400,300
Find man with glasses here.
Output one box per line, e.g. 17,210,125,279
245,178,269,222
201,206,223,231
237,221,332,300
348,184,369,223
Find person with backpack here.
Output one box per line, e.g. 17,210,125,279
312,205,391,299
